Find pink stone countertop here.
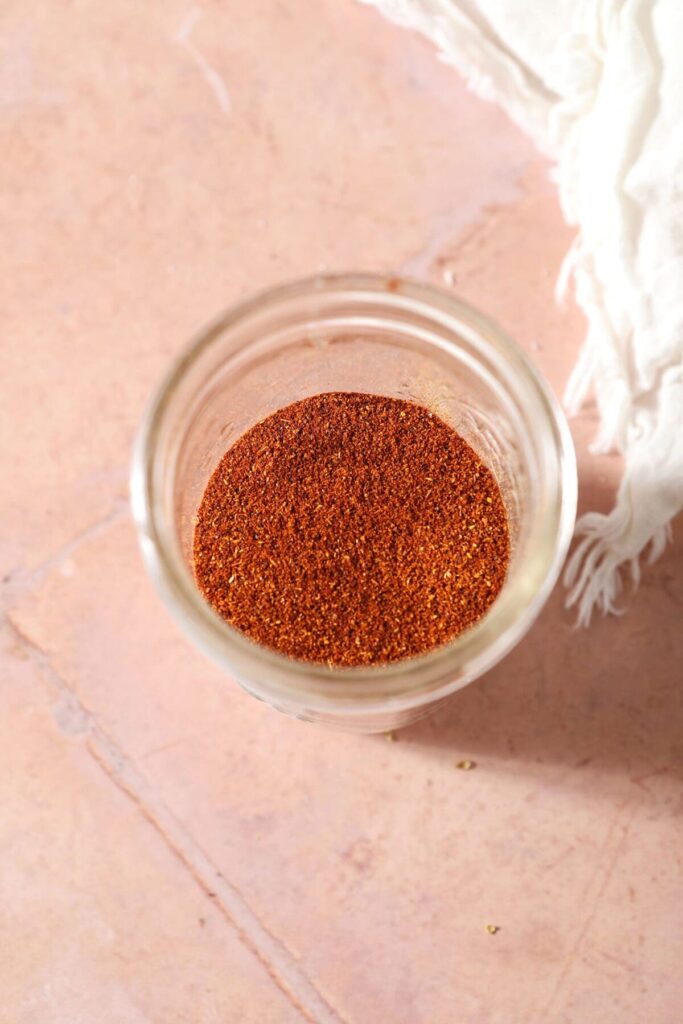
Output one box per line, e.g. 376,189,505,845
2,2,682,1022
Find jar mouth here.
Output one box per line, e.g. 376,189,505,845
131,273,577,716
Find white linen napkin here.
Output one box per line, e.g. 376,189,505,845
361,0,683,623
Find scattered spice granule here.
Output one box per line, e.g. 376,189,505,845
456,759,476,771
193,392,510,667
384,731,397,742
486,924,501,935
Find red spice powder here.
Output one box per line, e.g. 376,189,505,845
193,392,509,667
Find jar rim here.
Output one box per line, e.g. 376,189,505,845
130,273,577,716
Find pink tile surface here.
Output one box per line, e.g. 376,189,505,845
1,654,302,1024
2,1,682,1022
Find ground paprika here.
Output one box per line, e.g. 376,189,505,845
193,392,509,667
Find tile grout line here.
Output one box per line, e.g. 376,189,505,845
6,619,349,1024
174,7,232,118
86,738,344,1024
528,798,638,1024
3,496,130,601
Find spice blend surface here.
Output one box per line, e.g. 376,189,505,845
193,392,509,667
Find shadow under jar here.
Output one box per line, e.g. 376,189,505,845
131,274,576,733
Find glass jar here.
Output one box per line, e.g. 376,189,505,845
130,274,576,733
